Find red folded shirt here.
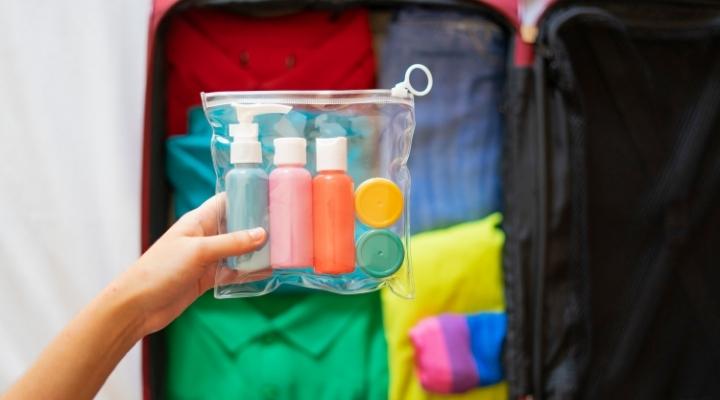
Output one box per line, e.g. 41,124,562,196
165,8,376,136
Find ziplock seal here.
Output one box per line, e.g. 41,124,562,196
203,91,413,107
202,64,433,108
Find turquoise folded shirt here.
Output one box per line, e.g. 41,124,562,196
166,107,217,217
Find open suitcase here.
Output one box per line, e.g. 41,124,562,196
141,0,720,399
504,2,720,399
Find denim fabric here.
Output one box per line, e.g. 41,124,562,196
380,8,507,233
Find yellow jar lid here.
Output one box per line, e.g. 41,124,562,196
355,178,404,228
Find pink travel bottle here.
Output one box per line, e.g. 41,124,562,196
269,137,313,268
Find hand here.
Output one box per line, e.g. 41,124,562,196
1,194,267,400
112,194,266,336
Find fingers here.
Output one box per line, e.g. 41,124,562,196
172,193,227,237
195,227,266,264
194,193,227,236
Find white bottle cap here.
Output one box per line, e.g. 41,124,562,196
228,103,292,165
229,123,258,139
274,137,307,166
231,140,262,164
316,137,348,172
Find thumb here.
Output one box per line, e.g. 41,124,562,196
196,227,266,264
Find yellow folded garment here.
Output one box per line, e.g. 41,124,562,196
382,213,506,400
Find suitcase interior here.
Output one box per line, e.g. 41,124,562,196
504,2,720,399
141,0,720,399
141,1,518,399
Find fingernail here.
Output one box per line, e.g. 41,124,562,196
247,227,265,241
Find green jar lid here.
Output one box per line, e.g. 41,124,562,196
356,230,405,278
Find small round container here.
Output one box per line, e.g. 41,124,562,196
356,229,405,278
354,178,404,228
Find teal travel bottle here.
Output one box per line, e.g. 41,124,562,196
225,104,291,271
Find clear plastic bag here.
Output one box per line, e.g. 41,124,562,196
202,64,432,298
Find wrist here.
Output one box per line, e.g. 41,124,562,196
96,274,149,343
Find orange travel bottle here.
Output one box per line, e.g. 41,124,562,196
313,137,355,274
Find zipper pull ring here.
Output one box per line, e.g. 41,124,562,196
391,64,433,98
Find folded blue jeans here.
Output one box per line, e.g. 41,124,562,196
380,8,508,233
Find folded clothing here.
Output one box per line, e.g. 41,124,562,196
166,107,215,218
379,8,508,233
382,213,507,400
166,291,388,399
164,9,385,398
165,8,375,135
410,313,506,393
165,111,391,396
166,106,378,218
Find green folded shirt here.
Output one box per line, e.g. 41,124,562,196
166,292,388,399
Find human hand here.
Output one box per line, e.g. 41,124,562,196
111,194,266,337
0,194,266,400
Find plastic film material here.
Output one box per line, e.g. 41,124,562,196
203,64,430,298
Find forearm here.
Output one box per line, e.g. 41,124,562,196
2,280,145,400
1,196,263,399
